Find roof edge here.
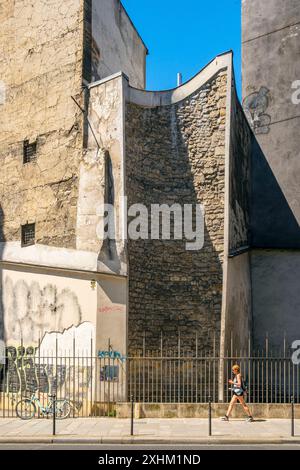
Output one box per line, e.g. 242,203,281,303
126,51,233,107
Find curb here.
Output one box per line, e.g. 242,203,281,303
0,436,300,445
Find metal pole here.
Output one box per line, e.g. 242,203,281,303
208,395,212,436
52,393,56,436
291,395,295,437
130,394,134,436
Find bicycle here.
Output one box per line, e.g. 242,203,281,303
16,393,71,420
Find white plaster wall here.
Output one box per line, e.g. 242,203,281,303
0,242,98,272
1,267,97,348
91,0,146,88
96,276,127,357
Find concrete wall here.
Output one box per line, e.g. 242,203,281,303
125,65,228,352
220,68,252,357
242,0,300,247
96,276,127,358
221,252,252,354
251,249,300,349
116,402,300,419
243,0,300,350
85,0,147,88
228,86,252,253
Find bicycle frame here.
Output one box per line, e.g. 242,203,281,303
30,394,54,415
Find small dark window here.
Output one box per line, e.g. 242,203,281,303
23,140,37,164
21,223,35,247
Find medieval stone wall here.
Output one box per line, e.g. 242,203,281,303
125,71,228,352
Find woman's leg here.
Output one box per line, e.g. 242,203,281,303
237,395,252,417
225,395,238,417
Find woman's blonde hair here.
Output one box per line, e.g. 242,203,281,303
232,364,240,373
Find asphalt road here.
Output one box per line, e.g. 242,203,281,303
0,443,300,450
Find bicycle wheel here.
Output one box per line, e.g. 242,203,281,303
16,399,36,420
55,400,71,419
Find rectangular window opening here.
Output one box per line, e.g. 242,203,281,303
21,223,35,247
23,140,37,164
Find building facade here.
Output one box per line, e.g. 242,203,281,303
0,0,147,359
0,0,299,374
0,0,255,361
242,0,300,349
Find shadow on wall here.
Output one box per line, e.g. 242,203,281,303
251,136,300,248
98,150,121,273
125,78,226,354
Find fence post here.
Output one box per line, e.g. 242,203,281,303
130,394,134,436
208,395,212,436
291,395,295,437
52,393,56,436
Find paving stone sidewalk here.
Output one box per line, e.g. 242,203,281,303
0,418,299,443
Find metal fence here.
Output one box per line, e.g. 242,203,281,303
0,344,299,417
0,351,126,418
128,354,300,404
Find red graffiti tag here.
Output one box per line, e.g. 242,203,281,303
98,306,125,314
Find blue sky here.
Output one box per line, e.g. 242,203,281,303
122,0,242,96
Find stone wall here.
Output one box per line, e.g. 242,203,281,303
0,0,85,249
125,71,228,352
0,0,147,251
242,0,300,351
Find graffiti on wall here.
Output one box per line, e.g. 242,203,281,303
98,350,126,362
0,345,92,402
1,276,82,345
243,87,271,134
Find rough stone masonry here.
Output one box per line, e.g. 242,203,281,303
126,71,228,353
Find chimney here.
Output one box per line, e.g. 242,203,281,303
177,73,182,87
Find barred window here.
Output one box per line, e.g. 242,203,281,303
23,140,37,164
21,223,35,247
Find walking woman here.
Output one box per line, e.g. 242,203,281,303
221,364,254,422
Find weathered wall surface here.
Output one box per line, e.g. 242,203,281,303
84,0,147,88
243,0,300,350
78,74,128,357
0,0,85,249
242,0,300,247
125,71,227,352
0,0,146,251
220,81,252,355
251,250,300,349
221,253,252,354
96,276,127,357
0,267,96,348
78,74,127,275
